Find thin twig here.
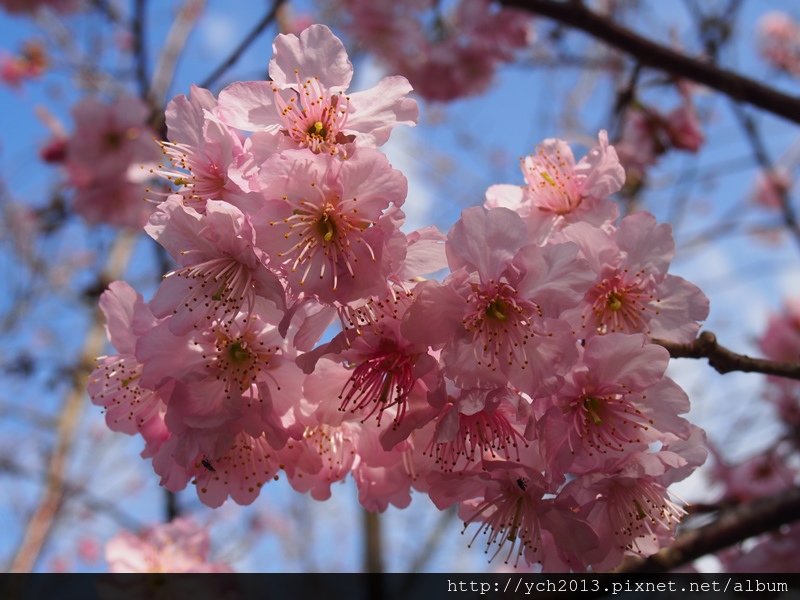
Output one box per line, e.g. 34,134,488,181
499,0,800,125
654,331,800,381
620,486,800,572
0,457,143,532
362,510,383,573
8,232,137,573
90,0,124,25
149,0,207,107
729,103,800,253
397,507,457,599
199,0,285,90
132,0,149,99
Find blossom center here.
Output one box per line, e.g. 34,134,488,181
227,341,251,365
463,282,540,370
606,292,623,312
316,210,337,242
463,483,541,566
273,74,351,155
582,396,604,425
308,121,328,140
485,299,508,321
587,272,658,335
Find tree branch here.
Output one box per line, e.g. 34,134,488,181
621,486,800,572
654,331,800,381
729,103,800,253
499,0,800,125
149,0,207,107
132,0,149,98
199,0,285,90
7,232,137,573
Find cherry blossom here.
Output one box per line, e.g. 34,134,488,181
63,95,161,227
105,518,232,572
337,0,531,101
485,131,624,242
153,85,251,209
88,282,169,454
145,197,285,334
81,15,713,569
558,213,709,342
758,12,800,77
253,149,406,305
217,24,418,157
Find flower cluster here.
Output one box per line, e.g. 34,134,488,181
105,518,232,572
757,11,800,77
52,95,162,228
89,24,710,571
615,83,705,188
0,40,46,87
334,0,531,101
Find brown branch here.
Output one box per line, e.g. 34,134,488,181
90,0,124,25
654,331,800,381
730,103,800,253
362,510,383,573
8,232,137,573
0,457,143,532
198,0,285,90
132,0,149,99
148,0,207,107
499,0,800,125
621,486,800,572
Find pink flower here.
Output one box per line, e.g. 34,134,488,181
64,95,161,227
758,12,800,76
429,460,597,569
615,87,704,183
523,131,625,215
154,85,250,208
145,198,284,334
664,94,704,152
426,386,528,470
402,207,592,395
559,452,688,571
485,131,624,241
710,448,796,503
297,283,442,437
539,333,691,477
105,518,232,572
280,421,361,501
720,522,800,572
760,297,800,363
254,149,406,305
137,297,303,461
88,282,169,453
759,298,800,426
218,24,417,157
338,0,531,101
559,213,709,342
150,429,284,507
354,459,413,512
